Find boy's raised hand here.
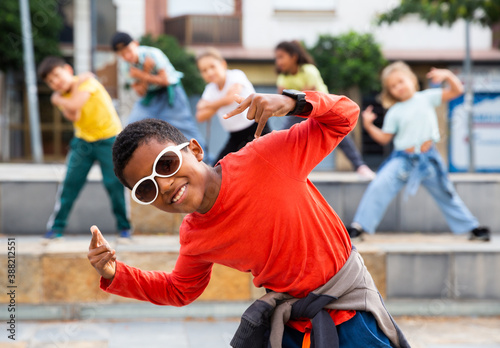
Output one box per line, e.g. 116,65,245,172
426,67,451,84
88,225,117,280
224,93,296,138
361,105,377,126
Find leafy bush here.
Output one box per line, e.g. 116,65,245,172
308,32,386,93
140,34,204,96
0,0,62,72
377,0,500,27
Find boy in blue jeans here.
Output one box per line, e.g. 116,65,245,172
111,32,205,151
347,61,490,241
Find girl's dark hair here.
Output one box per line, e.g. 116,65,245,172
112,119,188,188
275,40,315,74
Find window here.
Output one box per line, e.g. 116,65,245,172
273,0,336,12
168,0,234,17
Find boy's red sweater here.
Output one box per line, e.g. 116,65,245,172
101,91,360,331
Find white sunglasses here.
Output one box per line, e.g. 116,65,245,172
131,142,189,205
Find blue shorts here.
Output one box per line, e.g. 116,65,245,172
282,311,393,348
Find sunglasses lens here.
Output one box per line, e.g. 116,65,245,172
135,179,157,203
156,152,180,176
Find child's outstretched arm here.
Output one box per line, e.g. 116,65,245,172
226,91,359,180
90,224,213,306
427,68,464,102
196,84,242,122
362,105,394,146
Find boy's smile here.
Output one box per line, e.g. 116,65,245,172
122,139,221,214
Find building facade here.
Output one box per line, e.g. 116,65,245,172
1,0,498,168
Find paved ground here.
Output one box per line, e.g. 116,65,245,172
1,316,500,347
1,234,499,347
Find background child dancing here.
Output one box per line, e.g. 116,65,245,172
195,47,271,163
38,56,131,239
111,32,205,150
347,61,490,242
275,40,375,180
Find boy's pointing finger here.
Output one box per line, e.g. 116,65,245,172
89,225,109,249
89,226,99,249
224,94,252,119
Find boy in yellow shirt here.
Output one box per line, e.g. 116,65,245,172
38,56,131,239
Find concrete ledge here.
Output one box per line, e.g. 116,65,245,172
1,164,499,235
0,235,262,310
311,172,500,233
1,234,499,321
356,233,500,301
0,164,185,235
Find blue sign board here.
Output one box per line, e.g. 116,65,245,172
449,93,500,172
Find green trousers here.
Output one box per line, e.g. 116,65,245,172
47,136,130,233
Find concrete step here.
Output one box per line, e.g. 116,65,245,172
357,233,500,301
0,234,498,321
311,171,500,234
0,164,184,235
1,164,499,235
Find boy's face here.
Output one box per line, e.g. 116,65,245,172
386,70,416,102
117,41,139,64
197,56,226,86
44,65,74,93
122,139,218,214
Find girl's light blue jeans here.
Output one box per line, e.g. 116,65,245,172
353,152,479,234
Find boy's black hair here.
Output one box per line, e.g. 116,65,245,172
113,119,189,188
275,40,315,75
38,56,67,80
111,31,133,51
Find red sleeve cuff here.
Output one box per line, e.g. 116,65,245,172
99,260,123,292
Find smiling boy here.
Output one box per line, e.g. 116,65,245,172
88,91,409,347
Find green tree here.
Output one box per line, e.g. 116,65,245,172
308,32,387,94
0,0,62,72
140,34,204,96
378,0,500,27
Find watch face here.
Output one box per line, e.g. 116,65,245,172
283,89,306,97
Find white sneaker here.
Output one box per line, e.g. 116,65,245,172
356,165,376,181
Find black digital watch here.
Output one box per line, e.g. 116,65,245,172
282,89,307,116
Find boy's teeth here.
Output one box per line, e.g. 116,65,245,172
172,185,186,203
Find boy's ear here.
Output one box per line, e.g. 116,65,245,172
188,139,204,162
